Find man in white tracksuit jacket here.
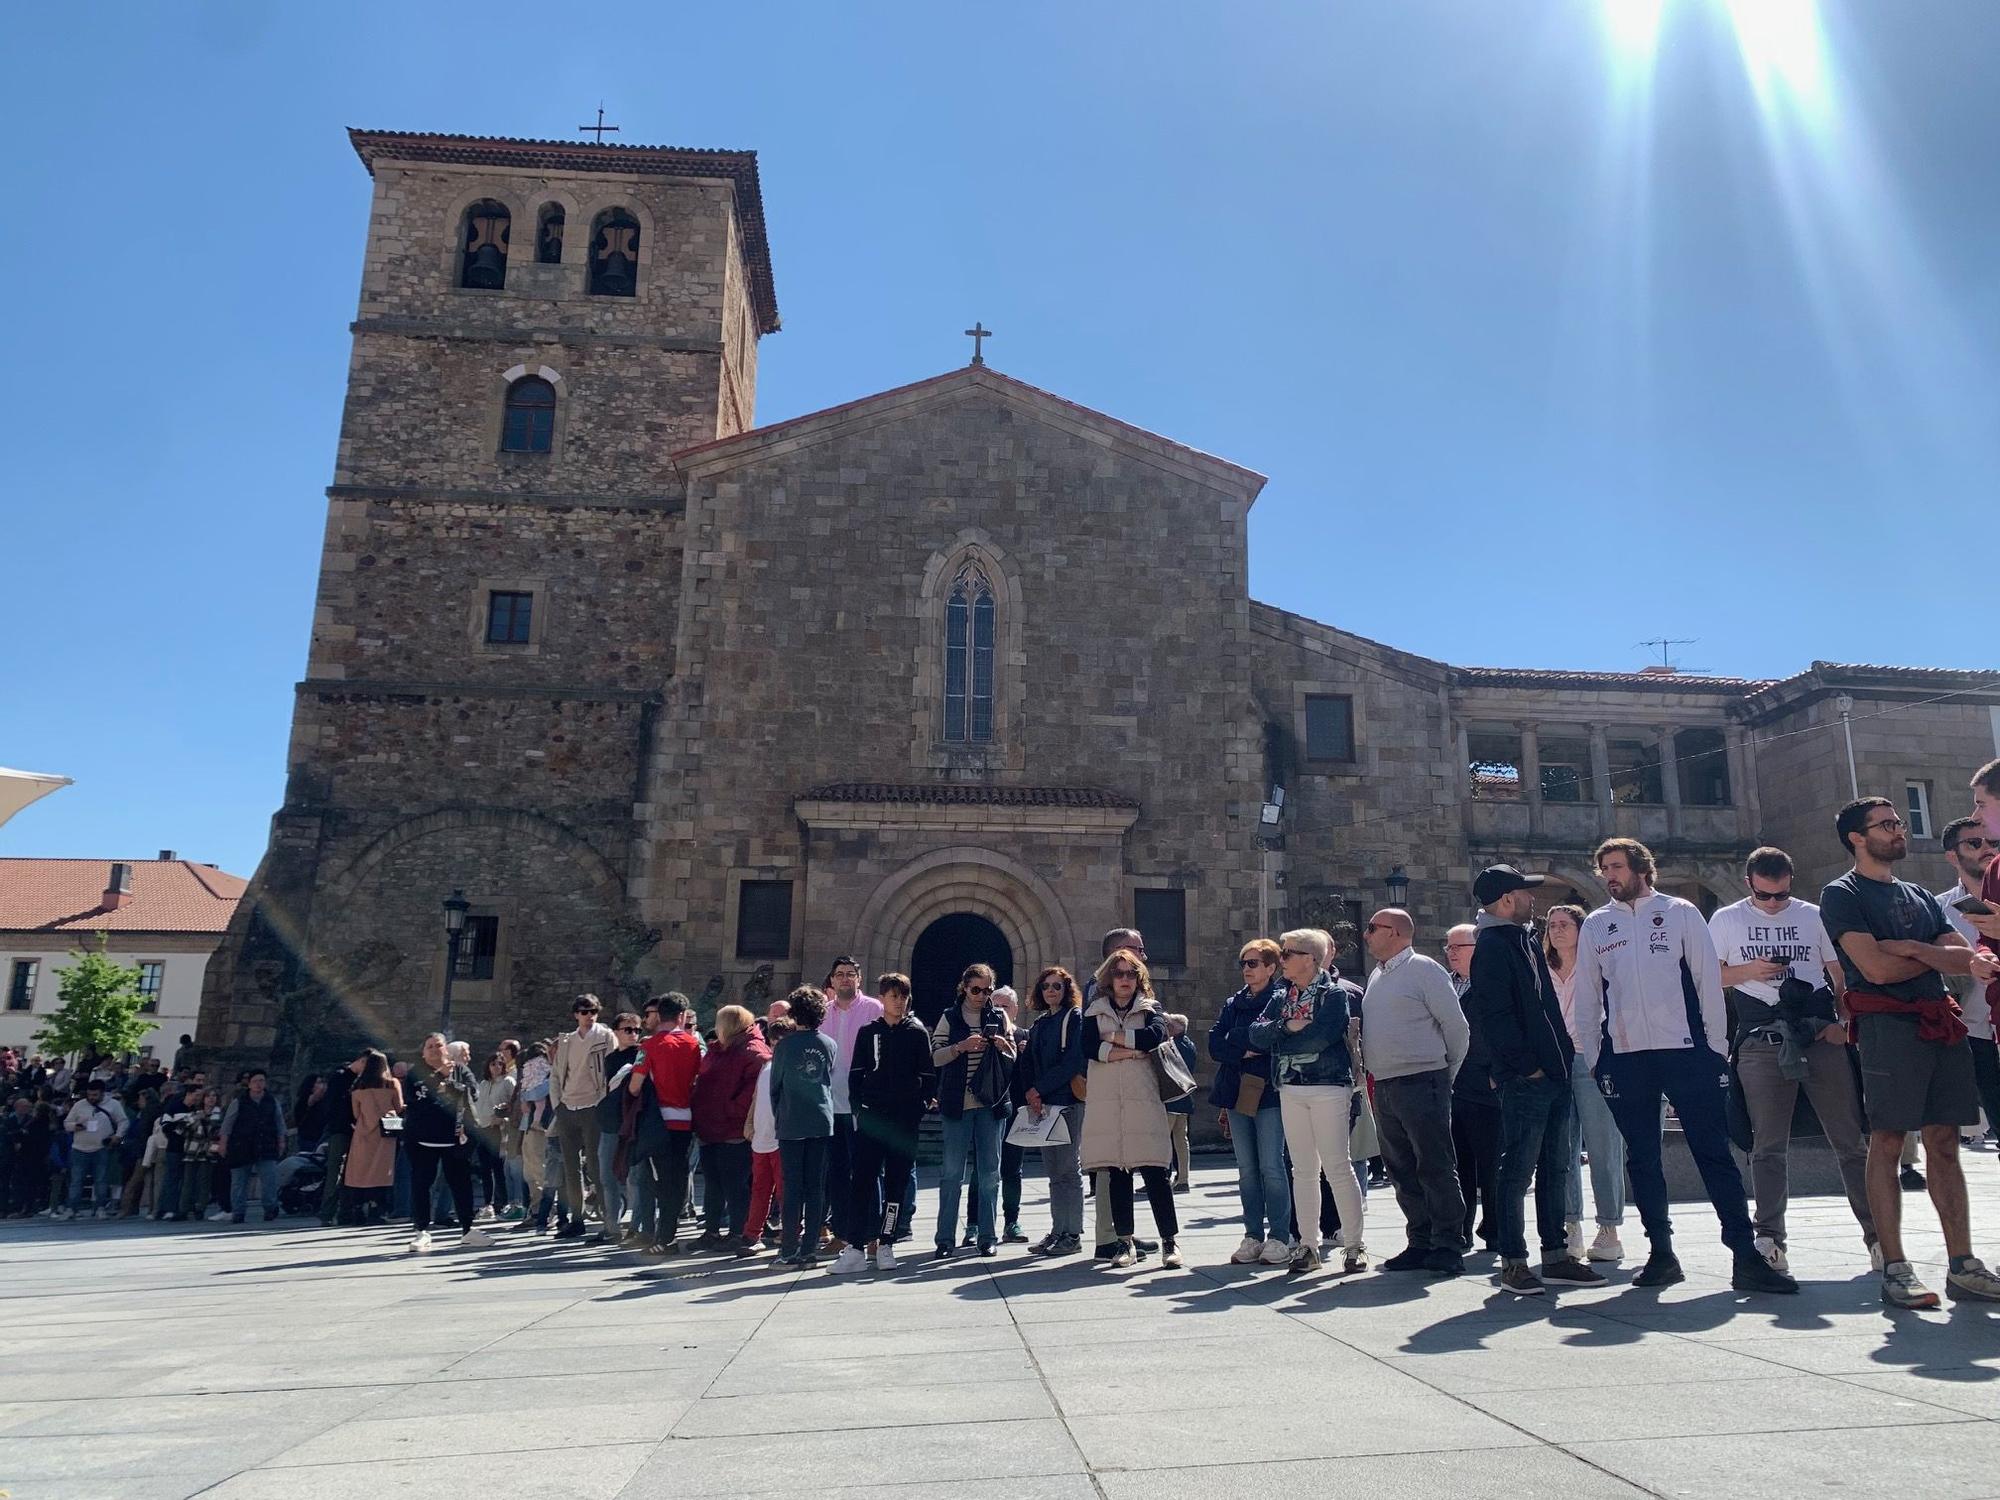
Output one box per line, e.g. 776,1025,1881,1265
1571,837,1797,1293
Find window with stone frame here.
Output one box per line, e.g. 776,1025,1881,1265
942,562,997,743
136,961,163,1015
1304,694,1355,763
5,959,35,1012
486,590,534,645
736,881,793,960
1133,889,1188,968
500,377,557,454
535,203,565,265
588,208,640,296
453,915,499,981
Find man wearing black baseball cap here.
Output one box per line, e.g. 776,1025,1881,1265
1468,866,1603,1295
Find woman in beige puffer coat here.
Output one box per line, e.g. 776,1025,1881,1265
1078,948,1181,1268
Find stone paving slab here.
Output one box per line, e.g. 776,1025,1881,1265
3,1162,2000,1498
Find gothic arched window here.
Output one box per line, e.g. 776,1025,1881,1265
500,376,557,453
943,563,996,742
536,203,565,265
588,208,640,296
459,200,511,289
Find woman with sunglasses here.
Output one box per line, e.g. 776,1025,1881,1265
592,1013,645,1245
1543,904,1626,1265
1250,929,1367,1275
1078,949,1181,1268
1024,966,1088,1256
1209,939,1292,1266
929,963,1015,1257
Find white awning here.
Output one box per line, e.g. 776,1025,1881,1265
0,768,73,831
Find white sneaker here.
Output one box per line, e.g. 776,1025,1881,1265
1753,1235,1789,1273
458,1227,493,1249
477,1205,495,1221
1589,1226,1624,1262
51,1206,73,1221
1565,1219,1585,1258
1111,1240,1136,1268
409,1231,432,1254
829,1246,868,1274
1869,1240,1886,1273
1260,1236,1293,1266
874,1240,897,1271
1230,1235,1264,1264
205,1209,230,1222
1342,1243,1370,1274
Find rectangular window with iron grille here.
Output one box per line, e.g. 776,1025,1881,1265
737,881,793,960
6,960,35,1012
137,961,163,1015
486,591,534,645
454,915,499,981
1133,889,1187,968
1304,694,1355,763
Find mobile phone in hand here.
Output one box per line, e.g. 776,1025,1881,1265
1952,894,1995,916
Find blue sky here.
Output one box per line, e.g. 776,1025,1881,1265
3,1,1995,877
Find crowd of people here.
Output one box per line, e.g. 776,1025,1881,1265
9,765,2000,1313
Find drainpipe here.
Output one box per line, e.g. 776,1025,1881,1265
1835,694,1859,799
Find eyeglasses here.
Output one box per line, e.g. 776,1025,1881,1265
1446,941,1475,951
1865,817,1908,834
1955,837,1996,852
966,985,993,996
1749,887,1792,903
1239,956,1272,968
1279,948,1314,960
1362,922,1394,936
1108,968,1140,980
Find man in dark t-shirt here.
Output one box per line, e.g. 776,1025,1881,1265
1821,796,2000,1308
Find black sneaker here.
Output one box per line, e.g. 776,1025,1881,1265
934,1245,955,1260
554,1221,585,1241
1900,1165,1927,1192
1381,1246,1432,1272
1731,1252,1799,1294
1499,1261,1545,1296
1632,1250,1685,1288
1424,1249,1464,1277
1134,1237,1159,1253
1031,1232,1057,1254
1045,1233,1082,1257
1540,1256,1608,1286
1093,1243,1118,1261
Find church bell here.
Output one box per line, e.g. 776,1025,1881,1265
461,208,510,290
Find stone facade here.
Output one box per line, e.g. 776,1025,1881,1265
200,128,2000,1085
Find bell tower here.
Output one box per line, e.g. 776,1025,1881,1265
197,131,780,1062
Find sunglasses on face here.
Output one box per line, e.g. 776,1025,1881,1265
1109,968,1139,980
1956,837,1996,852
1363,922,1394,936
1750,887,1791,903
966,985,992,996
616,1026,639,1035
1239,956,1272,968
1279,948,1313,961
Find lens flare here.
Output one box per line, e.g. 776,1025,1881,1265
1723,0,1830,126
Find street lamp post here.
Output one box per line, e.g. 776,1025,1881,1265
439,889,471,1038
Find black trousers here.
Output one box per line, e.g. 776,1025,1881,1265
1001,1139,1023,1224
825,1115,856,1243
1452,1096,1502,1249
850,1109,920,1244
1969,1037,2000,1139
637,1132,693,1243
703,1139,751,1239
1107,1164,1179,1241
409,1145,474,1235
1375,1068,1468,1253
474,1139,506,1209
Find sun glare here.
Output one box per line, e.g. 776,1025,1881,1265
1722,0,1831,125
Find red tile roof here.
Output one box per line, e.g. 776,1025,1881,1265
347,129,780,335
802,783,1139,809
0,859,248,935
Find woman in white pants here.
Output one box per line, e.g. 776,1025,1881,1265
1249,928,1368,1275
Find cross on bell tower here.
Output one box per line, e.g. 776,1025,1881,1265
963,321,992,367
578,106,619,144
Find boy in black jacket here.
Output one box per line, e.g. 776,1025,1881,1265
840,973,937,1272
1468,866,1601,1296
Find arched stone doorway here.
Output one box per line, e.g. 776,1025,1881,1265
909,913,1014,1027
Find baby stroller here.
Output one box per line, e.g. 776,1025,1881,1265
276,1146,326,1216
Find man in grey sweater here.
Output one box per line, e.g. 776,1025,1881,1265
1362,909,1472,1276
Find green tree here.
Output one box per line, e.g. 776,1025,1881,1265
34,937,151,1061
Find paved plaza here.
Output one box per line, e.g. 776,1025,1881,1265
7,1162,2000,1500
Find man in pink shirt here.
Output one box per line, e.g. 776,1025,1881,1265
819,956,883,1251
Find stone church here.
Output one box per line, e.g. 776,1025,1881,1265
199,129,2000,1071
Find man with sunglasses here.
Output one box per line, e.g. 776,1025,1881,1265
1708,846,1873,1277
1935,816,2000,1149
1822,796,2000,1307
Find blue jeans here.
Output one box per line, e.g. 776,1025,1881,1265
1600,1046,1755,1256
1043,1103,1086,1237
936,1109,1003,1250
1228,1105,1291,1240
1494,1074,1574,1262
1566,1065,1627,1227
67,1149,113,1212
596,1131,628,1227
230,1159,279,1222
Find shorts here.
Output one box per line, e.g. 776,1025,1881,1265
1856,1014,1980,1132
